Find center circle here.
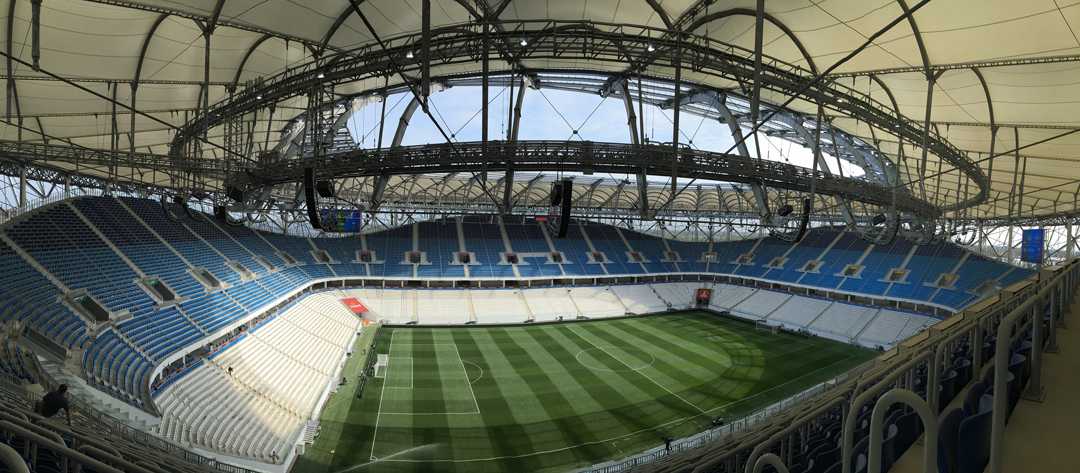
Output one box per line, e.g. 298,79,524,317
575,347,655,372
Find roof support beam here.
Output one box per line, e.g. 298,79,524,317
232,34,273,90
686,8,819,74
391,95,422,148
349,0,505,214
670,27,683,199
827,53,1080,79
972,67,997,215
5,0,19,124
643,0,674,29
29,0,41,70
575,178,604,206
133,13,169,87
419,0,432,107
83,0,332,54
503,75,527,213
599,0,721,93
512,173,543,206
452,0,528,76
317,5,356,57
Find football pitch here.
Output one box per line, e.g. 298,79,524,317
292,311,875,473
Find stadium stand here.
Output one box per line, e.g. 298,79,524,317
0,195,1035,469
732,290,793,320
154,292,360,462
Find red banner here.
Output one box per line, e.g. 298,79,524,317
695,288,712,305
340,297,368,314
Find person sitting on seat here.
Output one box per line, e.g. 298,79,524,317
39,384,72,425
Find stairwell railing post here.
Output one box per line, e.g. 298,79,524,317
990,262,1072,473
1046,285,1060,353
1022,300,1045,401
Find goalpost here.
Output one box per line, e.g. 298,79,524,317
755,320,780,335
374,354,389,378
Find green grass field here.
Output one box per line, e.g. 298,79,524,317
292,311,874,473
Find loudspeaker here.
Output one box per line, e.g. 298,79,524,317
226,185,245,203
557,178,572,238
303,167,321,229
777,204,794,217
316,180,335,198
550,181,563,206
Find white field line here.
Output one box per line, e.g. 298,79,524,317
451,339,483,414
368,330,395,460
377,353,857,464
568,325,709,417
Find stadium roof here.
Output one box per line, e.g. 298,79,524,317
3,0,1080,220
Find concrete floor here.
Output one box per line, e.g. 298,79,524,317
890,296,1080,473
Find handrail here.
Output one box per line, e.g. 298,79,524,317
990,262,1078,473
743,395,849,473
602,259,1074,473
928,316,976,413
751,453,790,473
0,188,95,227
0,420,125,473
77,444,161,473
868,389,938,473
0,376,261,473
0,443,29,473
841,350,931,473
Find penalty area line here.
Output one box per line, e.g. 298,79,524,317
375,353,857,464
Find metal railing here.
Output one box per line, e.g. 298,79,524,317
582,362,871,473
0,188,98,227
0,376,260,473
989,262,1076,473
635,259,1076,473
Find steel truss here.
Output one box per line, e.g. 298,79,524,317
245,140,937,217
169,19,987,213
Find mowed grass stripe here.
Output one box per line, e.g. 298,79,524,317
520,325,675,465
497,328,616,468
572,320,724,410
626,315,795,407
297,311,877,473
528,324,703,462
585,317,761,411
410,330,452,459
458,328,544,467
559,323,711,426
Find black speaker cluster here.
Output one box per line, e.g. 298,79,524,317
551,177,573,238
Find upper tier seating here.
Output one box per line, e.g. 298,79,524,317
0,196,1030,409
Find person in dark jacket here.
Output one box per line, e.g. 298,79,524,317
39,384,71,425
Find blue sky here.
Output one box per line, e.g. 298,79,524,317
344,86,864,179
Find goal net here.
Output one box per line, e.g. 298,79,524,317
374,354,389,378
755,320,779,334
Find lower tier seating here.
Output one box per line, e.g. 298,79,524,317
153,298,360,462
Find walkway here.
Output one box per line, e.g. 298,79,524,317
891,292,1080,472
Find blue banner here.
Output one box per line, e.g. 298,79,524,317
1021,228,1045,264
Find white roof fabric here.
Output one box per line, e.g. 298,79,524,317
3,0,1079,218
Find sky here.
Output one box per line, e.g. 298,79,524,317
344,85,865,183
